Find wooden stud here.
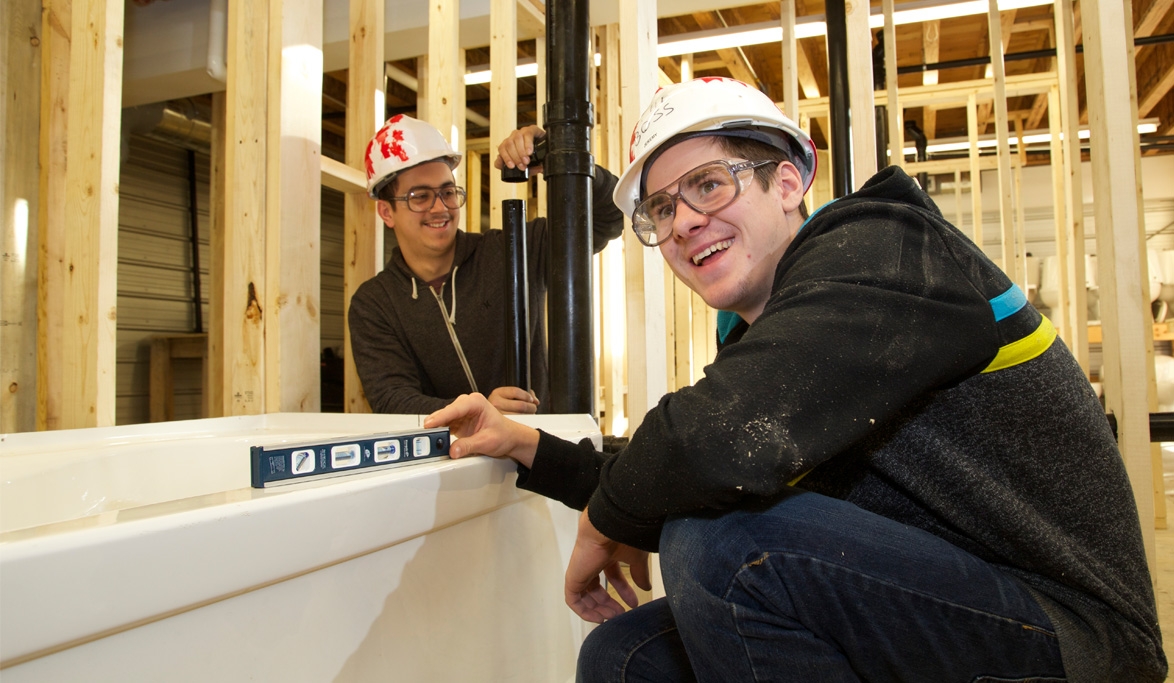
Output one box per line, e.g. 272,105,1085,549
1,0,41,432
1047,85,1072,347
883,0,903,169
922,21,940,139
36,0,70,430
222,0,268,416
977,9,1018,133
953,170,964,239
424,0,461,155
264,0,322,413
342,0,383,414
1054,0,1088,374
61,0,124,428
207,92,226,418
780,0,799,121
968,93,984,252
599,23,627,437
1083,0,1157,563
489,0,522,233
846,0,876,188
988,0,1020,287
620,0,667,435
467,150,483,233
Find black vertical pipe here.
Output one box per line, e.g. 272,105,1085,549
825,0,853,197
186,149,204,333
502,199,530,390
545,0,595,415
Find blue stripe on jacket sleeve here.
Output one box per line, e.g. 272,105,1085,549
989,284,1027,322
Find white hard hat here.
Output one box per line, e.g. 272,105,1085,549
365,114,462,199
613,77,817,217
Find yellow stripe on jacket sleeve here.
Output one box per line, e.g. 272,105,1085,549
981,316,1057,373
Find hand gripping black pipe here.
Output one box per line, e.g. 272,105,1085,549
544,0,596,415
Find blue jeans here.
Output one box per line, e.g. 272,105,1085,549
577,489,1066,683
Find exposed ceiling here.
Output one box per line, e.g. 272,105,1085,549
317,0,1174,172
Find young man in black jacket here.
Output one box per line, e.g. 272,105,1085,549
425,78,1166,682
348,116,624,415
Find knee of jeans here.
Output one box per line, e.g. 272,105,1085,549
576,621,625,683
660,513,754,595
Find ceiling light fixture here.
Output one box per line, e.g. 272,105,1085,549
656,0,1052,58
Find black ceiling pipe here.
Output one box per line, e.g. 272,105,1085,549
544,0,596,415
825,0,853,197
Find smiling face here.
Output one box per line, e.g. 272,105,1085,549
646,136,807,323
376,160,461,279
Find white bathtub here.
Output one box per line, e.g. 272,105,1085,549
0,413,599,682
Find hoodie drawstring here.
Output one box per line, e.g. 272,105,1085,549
411,276,418,300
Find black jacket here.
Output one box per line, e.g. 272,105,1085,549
518,167,1165,683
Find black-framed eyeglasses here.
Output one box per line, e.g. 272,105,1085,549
632,159,779,247
389,186,468,212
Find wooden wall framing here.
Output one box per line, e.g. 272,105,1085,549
61,0,124,428
342,0,384,413
1083,0,1159,565
3,0,43,433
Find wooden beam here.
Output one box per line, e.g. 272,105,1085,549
977,9,1017,133
988,0,1021,287
968,93,984,250
799,73,1059,116
796,39,822,98
265,0,323,413
222,0,268,416
62,0,123,428
846,0,876,188
780,0,800,120
490,0,523,231
1135,0,1173,39
884,0,903,169
922,21,940,139
690,12,758,86
1055,0,1089,374
1047,85,1072,346
517,0,545,35
598,23,626,437
321,156,366,193
1083,0,1157,563
37,0,70,430
2,0,41,432
343,0,384,414
621,0,668,435
423,0,462,154
207,92,226,418
1136,42,1174,117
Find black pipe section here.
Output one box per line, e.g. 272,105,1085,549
186,149,204,333
502,199,530,390
824,0,852,197
544,0,596,415
872,31,889,171
1107,412,1174,443
875,106,890,170
903,120,929,190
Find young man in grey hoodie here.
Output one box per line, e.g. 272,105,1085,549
348,115,624,415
